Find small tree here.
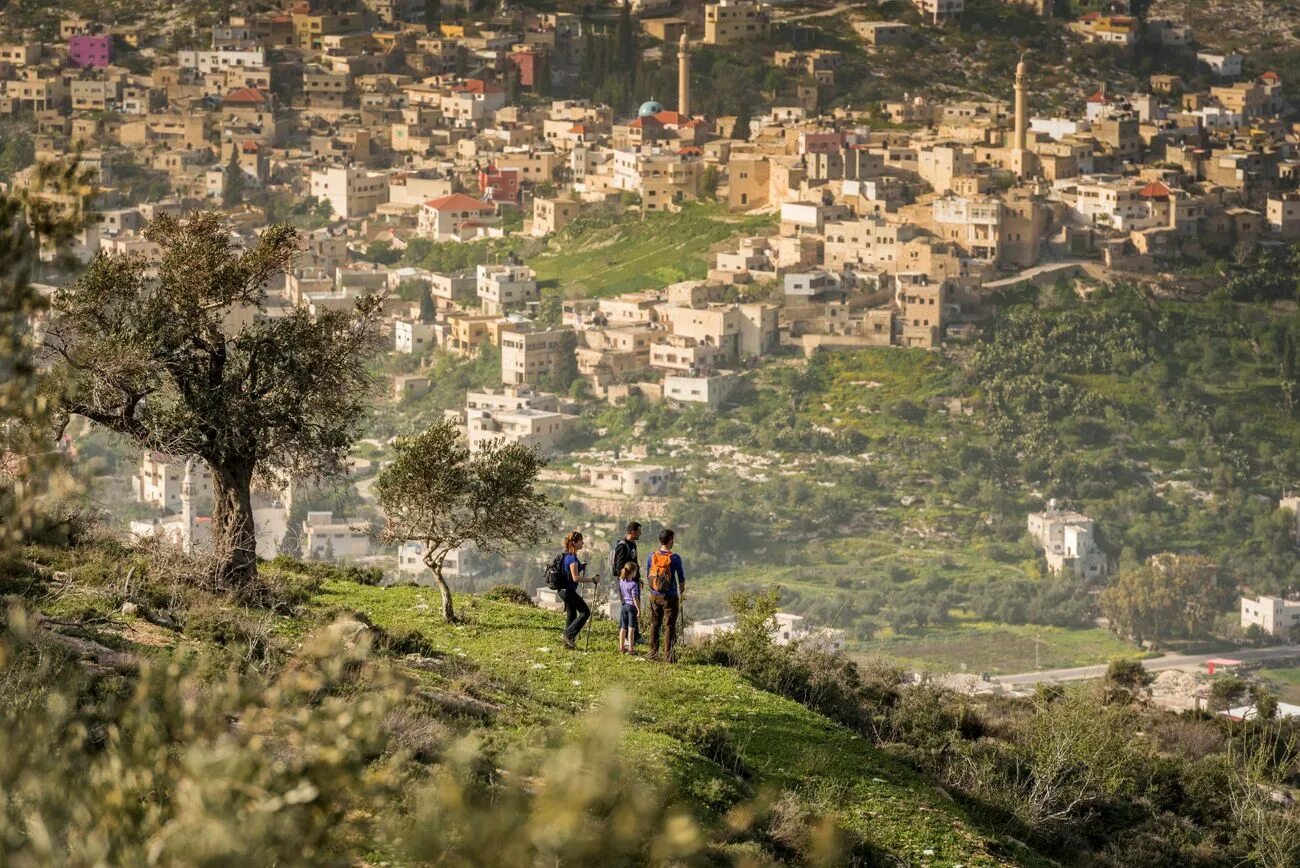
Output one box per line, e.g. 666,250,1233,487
44,212,383,588
376,419,555,621
1103,657,1152,704
701,165,720,200
222,150,244,207
732,99,753,142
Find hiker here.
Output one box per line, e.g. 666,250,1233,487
645,528,686,662
558,530,599,650
609,521,641,644
617,561,641,654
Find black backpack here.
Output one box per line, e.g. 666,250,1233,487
544,552,567,591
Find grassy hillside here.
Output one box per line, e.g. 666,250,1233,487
0,544,1037,866
313,581,1030,865
4,544,1292,866
530,203,776,298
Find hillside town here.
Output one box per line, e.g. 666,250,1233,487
8,0,1300,654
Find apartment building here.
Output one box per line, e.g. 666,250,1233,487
1027,501,1108,580
464,387,574,454
704,0,770,45
132,452,214,512
500,325,574,386
612,148,701,211
394,319,436,354
531,196,581,236
911,0,964,25
309,164,389,219
292,11,362,52
1240,595,1300,639
302,511,371,560
1267,192,1300,240
476,263,538,314
895,274,947,349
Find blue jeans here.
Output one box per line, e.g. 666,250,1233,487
619,603,639,630
559,587,589,643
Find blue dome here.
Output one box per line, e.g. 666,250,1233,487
638,100,664,117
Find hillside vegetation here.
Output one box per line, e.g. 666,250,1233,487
3,543,1297,866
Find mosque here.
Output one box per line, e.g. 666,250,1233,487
618,34,708,148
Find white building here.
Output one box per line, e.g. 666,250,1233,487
132,452,213,511
463,386,575,455
309,164,389,220
398,541,480,582
178,47,266,75
664,371,740,409
1026,501,1107,580
1240,595,1300,639
394,318,436,354
476,263,538,314
417,193,498,242
686,612,846,650
911,0,963,25
303,511,372,560
128,459,209,553
1197,52,1244,78
588,465,671,497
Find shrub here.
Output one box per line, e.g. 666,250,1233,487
688,589,903,741
482,584,535,606
0,615,408,866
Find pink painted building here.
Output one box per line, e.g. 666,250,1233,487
478,166,520,203
69,35,112,68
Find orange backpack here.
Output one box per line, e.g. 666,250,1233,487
648,550,674,594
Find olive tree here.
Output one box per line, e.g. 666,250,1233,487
376,419,555,622
1,160,93,549
42,211,383,588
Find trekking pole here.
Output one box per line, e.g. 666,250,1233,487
585,578,598,652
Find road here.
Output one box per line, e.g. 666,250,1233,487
773,2,854,22
992,645,1300,688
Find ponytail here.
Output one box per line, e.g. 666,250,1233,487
563,530,583,553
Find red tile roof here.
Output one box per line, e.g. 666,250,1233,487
1087,90,1108,104
452,79,503,96
653,110,690,125
425,193,495,211
1138,180,1172,199
223,87,268,105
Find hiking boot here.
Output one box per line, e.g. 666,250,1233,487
563,636,576,650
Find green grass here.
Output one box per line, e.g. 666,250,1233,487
530,203,775,298
312,581,1037,865
1257,664,1300,704
859,619,1147,676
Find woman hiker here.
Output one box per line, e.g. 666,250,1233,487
559,530,600,650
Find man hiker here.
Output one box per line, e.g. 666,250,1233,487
610,522,641,644
645,528,685,662
558,530,599,650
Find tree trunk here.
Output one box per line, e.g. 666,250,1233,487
425,549,454,622
210,458,258,589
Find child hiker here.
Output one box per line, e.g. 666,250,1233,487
617,560,641,654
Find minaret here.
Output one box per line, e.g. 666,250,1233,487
678,32,690,118
1014,55,1028,152
180,459,195,554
